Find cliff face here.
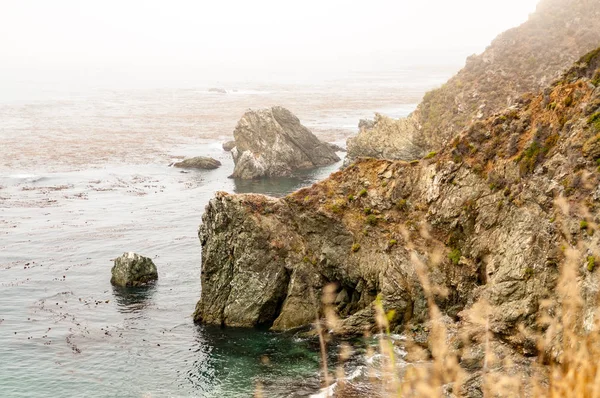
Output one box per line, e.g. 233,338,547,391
230,106,340,179
346,0,600,163
345,113,425,165
195,48,600,354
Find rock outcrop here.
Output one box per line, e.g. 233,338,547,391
229,107,340,179
173,157,221,170
345,0,600,164
111,252,158,287
195,47,600,351
222,141,236,152
346,113,426,165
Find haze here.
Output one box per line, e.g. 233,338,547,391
1,0,539,97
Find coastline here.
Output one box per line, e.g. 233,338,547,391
0,76,434,397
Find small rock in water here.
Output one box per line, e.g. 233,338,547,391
173,157,221,170
110,252,158,287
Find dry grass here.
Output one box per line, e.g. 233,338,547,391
283,194,600,398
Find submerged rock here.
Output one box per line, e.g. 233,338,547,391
222,140,236,152
173,157,221,170
230,106,340,179
111,252,158,287
208,88,227,94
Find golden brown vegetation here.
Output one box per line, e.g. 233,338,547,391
299,192,600,398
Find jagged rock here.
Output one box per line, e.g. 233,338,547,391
173,157,221,170
222,140,236,152
345,113,426,165
345,0,600,163
111,252,158,287
195,48,600,352
208,88,227,94
229,106,340,179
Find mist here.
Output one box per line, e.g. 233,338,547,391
1,0,539,97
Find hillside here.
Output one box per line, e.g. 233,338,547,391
346,0,600,163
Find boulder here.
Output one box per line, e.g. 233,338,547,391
230,106,340,179
173,157,221,170
222,140,236,152
110,252,158,287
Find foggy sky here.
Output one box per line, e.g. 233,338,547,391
1,0,539,93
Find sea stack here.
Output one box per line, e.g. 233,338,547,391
229,106,340,179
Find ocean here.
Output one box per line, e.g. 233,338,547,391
0,67,454,397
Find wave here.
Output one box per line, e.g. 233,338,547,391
4,174,46,183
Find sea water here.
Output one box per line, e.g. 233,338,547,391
0,70,452,397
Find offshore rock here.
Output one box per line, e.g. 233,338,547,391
111,252,158,287
230,106,340,179
173,157,221,170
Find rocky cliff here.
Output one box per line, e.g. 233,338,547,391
346,0,600,163
346,113,425,165
195,47,600,360
230,106,340,179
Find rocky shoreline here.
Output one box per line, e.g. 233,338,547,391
195,46,600,393
188,0,600,395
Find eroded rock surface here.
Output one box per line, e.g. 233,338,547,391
346,113,426,164
111,252,158,287
230,107,340,179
